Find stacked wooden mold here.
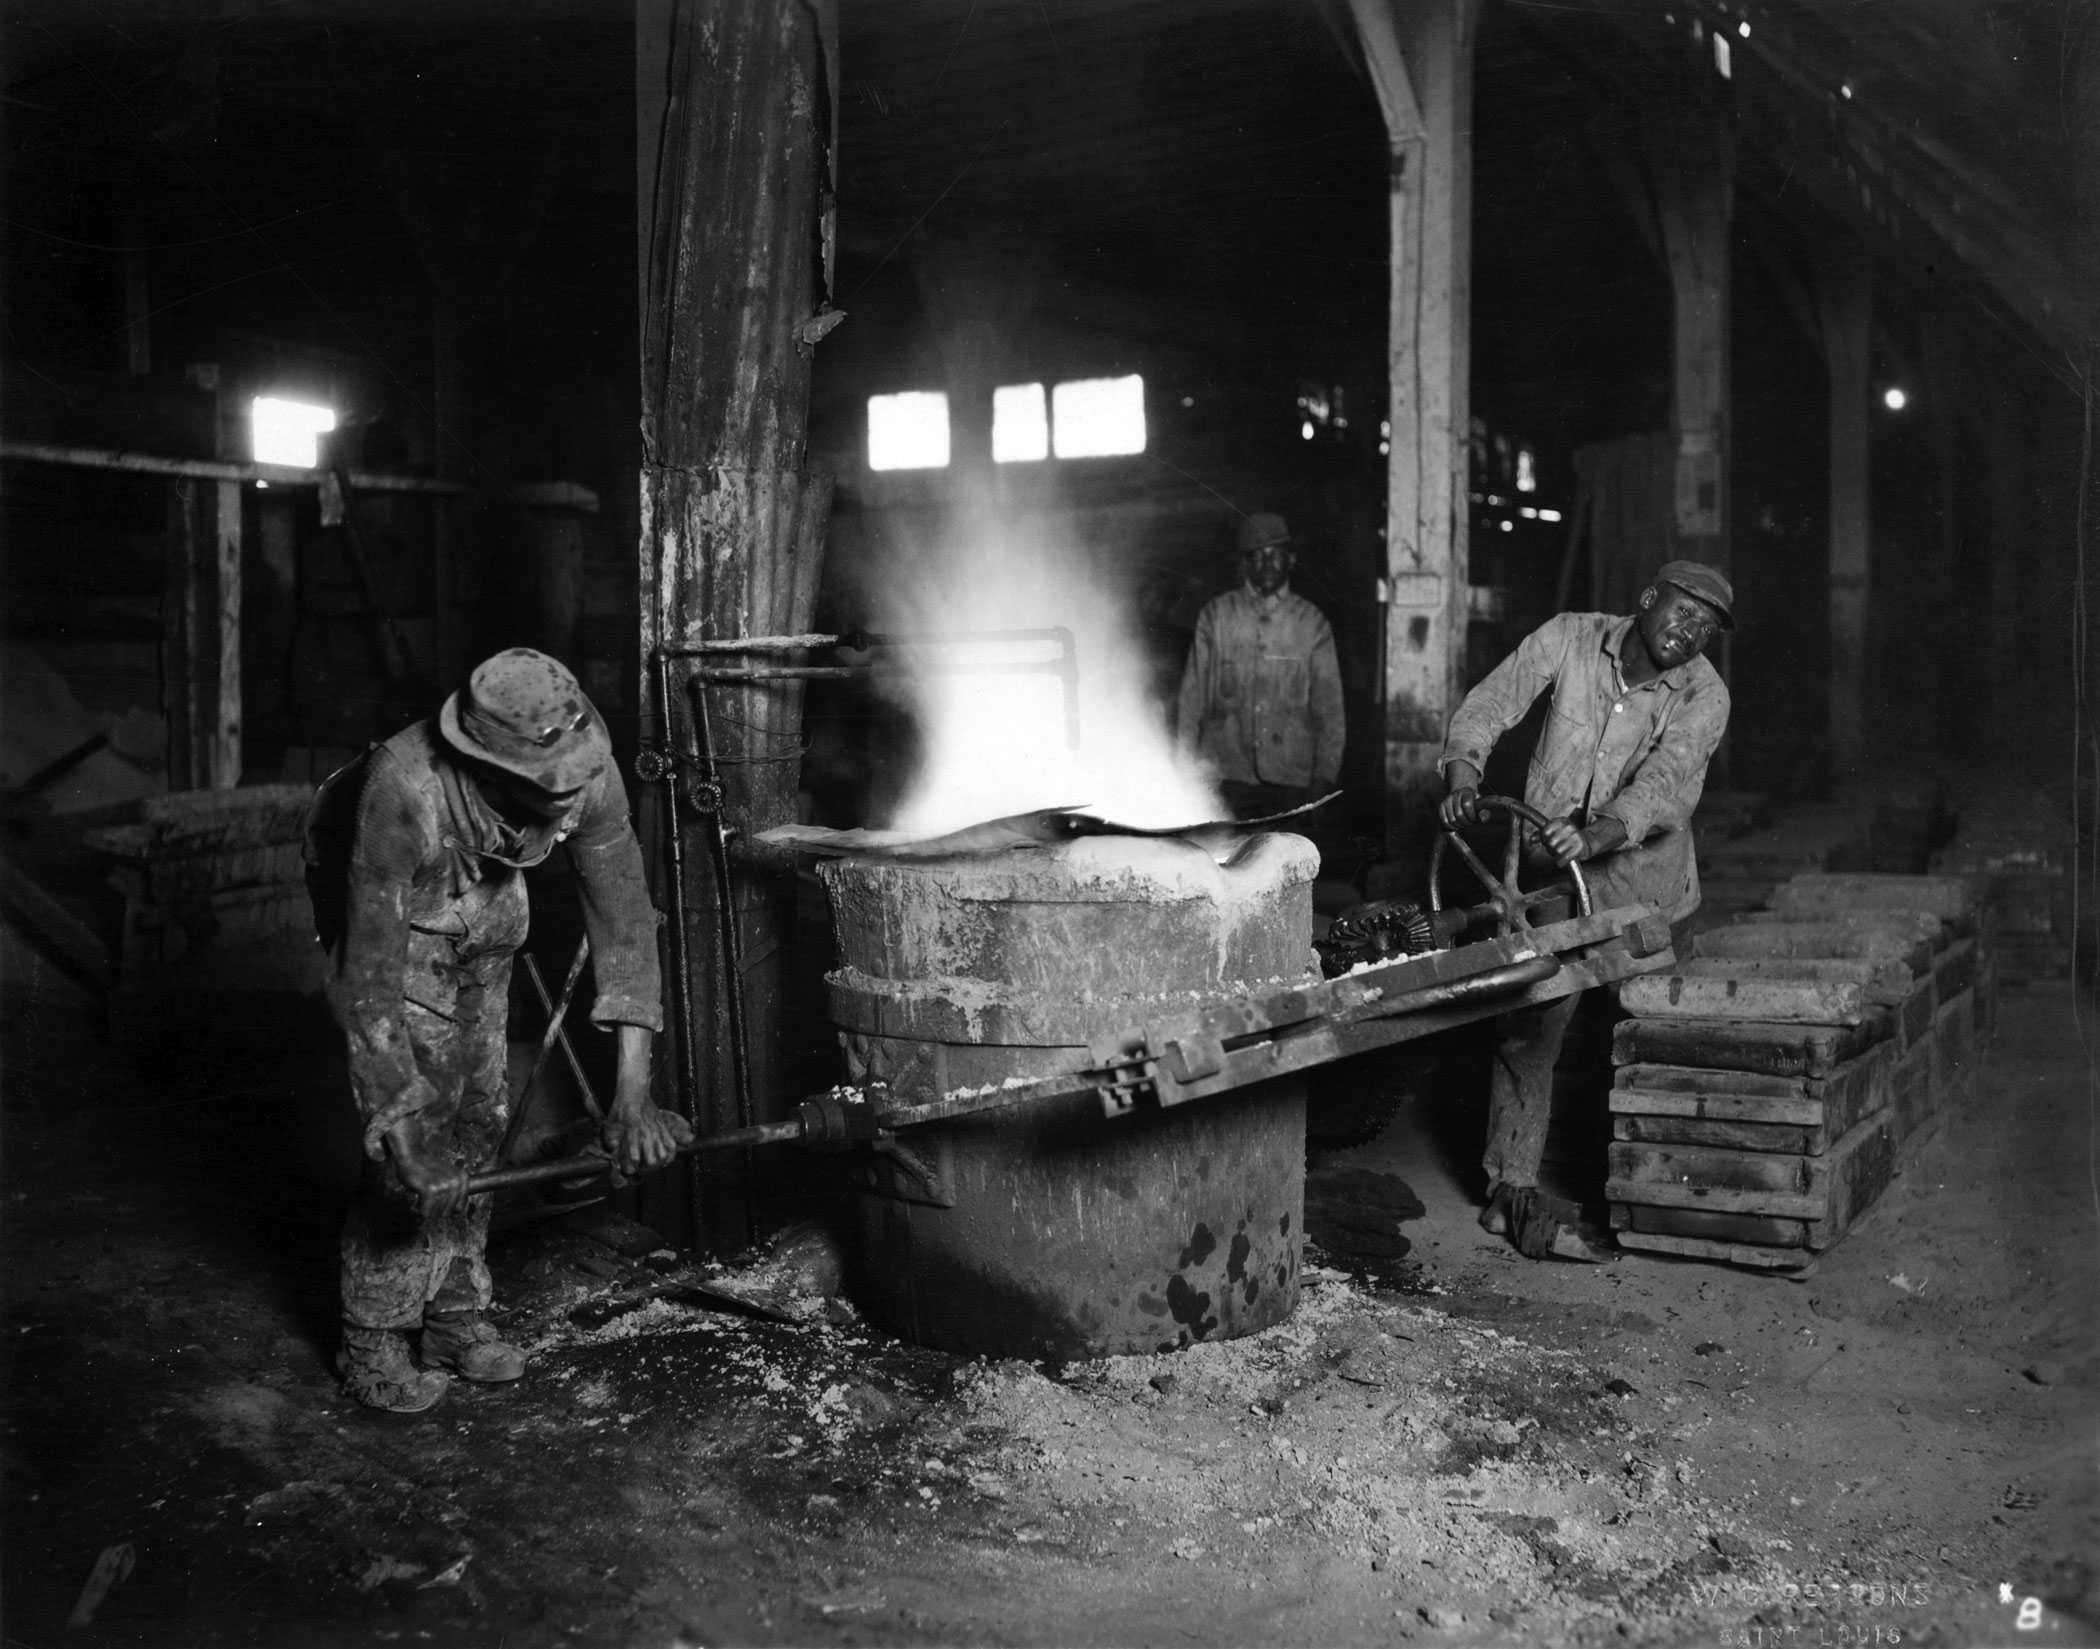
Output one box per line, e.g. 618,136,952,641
1605,873,1988,1270
1930,787,2072,983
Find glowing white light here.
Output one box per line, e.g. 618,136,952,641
1713,33,1732,77
1301,422,1315,441
992,383,1049,464
868,392,951,471
1841,81,1854,99
1882,387,1908,411
250,396,337,468
1500,519,1514,533
879,505,1220,836
1516,448,1537,493
1519,506,1538,519
1537,508,1563,523
1738,19,1751,37
1051,374,1146,459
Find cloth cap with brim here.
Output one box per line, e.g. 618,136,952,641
438,648,611,794
1653,559,1736,631
1236,512,1293,555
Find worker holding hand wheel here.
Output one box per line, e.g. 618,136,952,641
1438,562,1734,1262
303,648,690,1413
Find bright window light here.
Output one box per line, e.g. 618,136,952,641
1713,33,1732,77
867,392,951,471
1516,447,1537,493
1051,375,1146,459
992,383,1049,463
250,396,337,468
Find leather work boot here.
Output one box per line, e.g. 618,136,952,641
338,1326,451,1414
421,1311,528,1383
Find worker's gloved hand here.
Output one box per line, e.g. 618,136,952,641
1438,783,1485,830
383,1117,467,1220
600,1103,694,1181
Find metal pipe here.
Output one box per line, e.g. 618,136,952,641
464,1115,805,1197
495,937,595,1168
650,651,701,1125
686,673,755,1136
688,661,1072,683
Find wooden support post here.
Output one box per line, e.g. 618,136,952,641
1351,0,1477,856
1813,244,1872,769
1642,106,1733,570
162,476,243,790
638,0,838,1253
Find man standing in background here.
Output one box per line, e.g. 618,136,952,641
1175,511,1345,818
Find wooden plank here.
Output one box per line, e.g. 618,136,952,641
1605,1107,1893,1239
1612,1061,1806,1098
1610,1042,1890,1148
1891,1038,1937,1148
1933,937,1978,1002
1768,873,1981,921
1611,1014,1887,1077
1693,921,1934,974
1610,1137,1814,1196
1615,1230,1812,1269
1805,1114,1895,1248
1675,954,1910,1005
1894,972,1937,1048
1935,989,1978,1104
1618,971,1867,1026
211,476,242,789
1613,1202,1808,1246
1614,1114,1814,1153
1611,1085,1820,1124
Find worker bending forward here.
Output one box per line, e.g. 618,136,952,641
1438,561,1734,1261
306,648,690,1412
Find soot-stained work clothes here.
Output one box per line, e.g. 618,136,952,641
1176,587,1344,797
1439,612,1730,1191
322,722,662,1331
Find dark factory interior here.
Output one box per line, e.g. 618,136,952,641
2,1,2096,1645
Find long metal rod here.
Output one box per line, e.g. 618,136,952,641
688,661,1071,683
656,626,1075,657
495,937,595,1167
651,651,701,1128
687,673,755,1136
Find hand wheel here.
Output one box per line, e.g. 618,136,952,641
1428,794,1592,938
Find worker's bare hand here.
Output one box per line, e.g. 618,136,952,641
1439,785,1484,830
601,1103,694,1178
1539,819,1588,866
384,1120,467,1219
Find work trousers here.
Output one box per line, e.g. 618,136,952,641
1479,989,1582,1194
338,946,515,1332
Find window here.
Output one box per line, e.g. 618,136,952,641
992,383,1048,464
867,391,951,471
250,396,337,468
1050,375,1146,459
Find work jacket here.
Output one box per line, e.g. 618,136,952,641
1176,586,1345,791
311,722,662,1152
1440,613,1730,921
